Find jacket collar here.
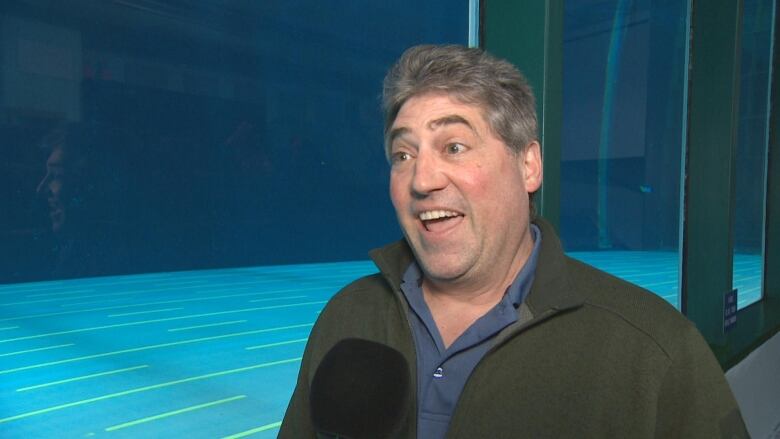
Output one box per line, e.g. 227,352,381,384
369,217,585,317
524,218,585,316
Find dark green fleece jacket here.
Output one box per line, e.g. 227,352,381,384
279,219,747,438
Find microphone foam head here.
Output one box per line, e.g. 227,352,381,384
310,338,410,439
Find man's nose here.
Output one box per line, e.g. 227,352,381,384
36,173,50,196
411,150,447,197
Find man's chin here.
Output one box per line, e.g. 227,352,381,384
416,259,471,285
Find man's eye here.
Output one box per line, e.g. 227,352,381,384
391,151,411,164
447,143,466,154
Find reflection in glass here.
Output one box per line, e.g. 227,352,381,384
561,0,689,308
0,1,468,283
733,0,774,309
0,3,471,437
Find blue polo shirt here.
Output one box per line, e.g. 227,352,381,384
399,224,541,439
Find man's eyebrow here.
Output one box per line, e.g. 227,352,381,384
428,115,477,135
387,127,410,147
388,114,479,147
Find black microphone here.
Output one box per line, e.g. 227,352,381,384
310,338,410,439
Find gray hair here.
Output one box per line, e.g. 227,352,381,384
382,45,538,158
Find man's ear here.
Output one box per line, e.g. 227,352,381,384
521,141,543,192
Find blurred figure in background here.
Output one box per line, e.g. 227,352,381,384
36,123,128,279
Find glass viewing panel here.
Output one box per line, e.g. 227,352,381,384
0,1,469,284
0,1,470,438
733,0,775,309
561,0,689,308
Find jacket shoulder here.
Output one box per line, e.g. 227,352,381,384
308,272,406,347
565,256,697,358
323,273,394,312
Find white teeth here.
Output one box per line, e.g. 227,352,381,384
419,210,459,221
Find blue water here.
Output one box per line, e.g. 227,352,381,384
0,261,376,438
568,251,763,309
0,253,762,437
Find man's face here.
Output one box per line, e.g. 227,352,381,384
36,147,67,233
389,93,542,288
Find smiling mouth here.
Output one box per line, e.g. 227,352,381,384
418,210,463,232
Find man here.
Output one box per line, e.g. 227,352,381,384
36,124,129,279
280,45,746,438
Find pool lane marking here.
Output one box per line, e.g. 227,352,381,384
639,279,679,288
52,284,250,304
616,270,679,280
0,292,135,306
104,395,246,432
28,289,132,299
245,338,308,350
66,285,329,311
60,298,130,308
294,272,377,281
225,263,369,274
8,290,155,306
17,365,149,392
168,320,247,332
21,279,166,297
246,261,373,273
0,271,202,293
148,280,204,287
108,308,184,318
0,323,313,375
739,285,762,294
0,261,370,293
0,343,73,357
124,279,319,293
733,266,763,274
0,285,94,296
1,286,336,322
31,280,269,303
1,290,146,307
0,301,325,344
221,421,282,438
0,357,301,424
247,295,307,303
57,287,254,308
0,273,186,294
245,301,327,311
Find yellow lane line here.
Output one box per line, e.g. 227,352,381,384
29,289,141,299
17,365,149,392
1,287,333,322
0,287,93,296
108,308,184,318
0,343,73,357
168,320,246,332
0,301,325,344
54,285,260,308
247,295,307,303
1,290,141,307
244,301,327,311
0,358,300,424
221,421,283,438
105,395,246,432
245,338,308,350
59,287,260,308
0,323,313,375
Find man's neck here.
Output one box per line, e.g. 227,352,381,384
422,229,535,303
421,228,536,347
